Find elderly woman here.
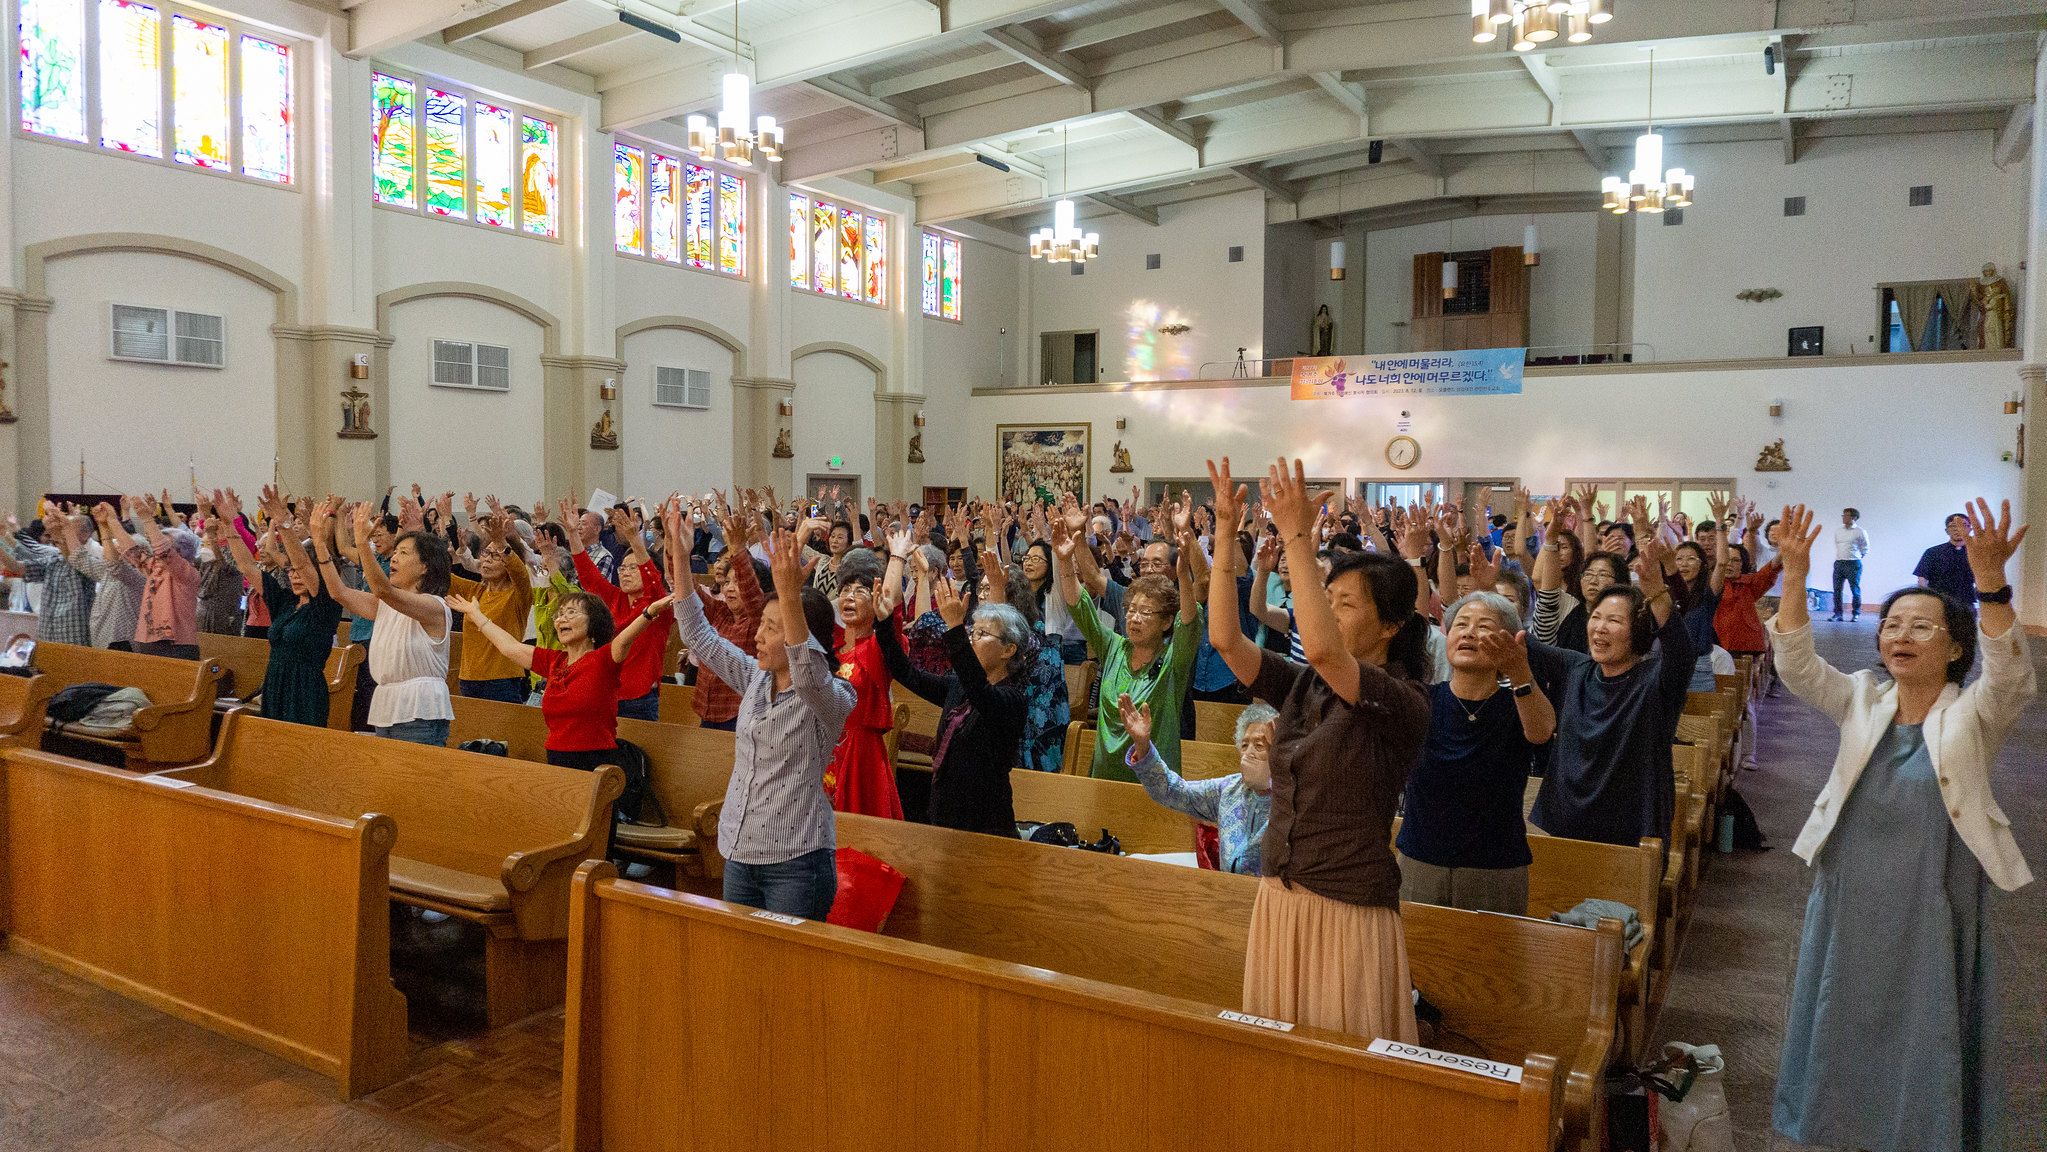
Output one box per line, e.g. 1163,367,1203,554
823,548,903,819
1120,695,1277,876
978,550,1070,773
1768,501,2031,1152
447,497,533,703
1395,590,1556,914
1205,457,1431,1044
874,559,1031,838
314,502,455,746
205,489,342,728
1533,498,1631,653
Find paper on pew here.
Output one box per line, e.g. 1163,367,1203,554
1125,852,1200,868
1368,1038,1524,1083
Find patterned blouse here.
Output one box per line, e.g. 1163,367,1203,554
1016,633,1070,773
1126,744,1270,876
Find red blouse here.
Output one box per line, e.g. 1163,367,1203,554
532,645,621,752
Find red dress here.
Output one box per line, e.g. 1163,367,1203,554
824,632,903,819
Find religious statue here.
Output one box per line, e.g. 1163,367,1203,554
337,385,374,439
1969,263,2015,350
0,354,16,424
589,409,619,450
1755,439,1792,472
1310,305,1334,357
1109,440,1133,473
907,430,925,464
772,427,794,459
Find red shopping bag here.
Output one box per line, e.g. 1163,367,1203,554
825,847,906,933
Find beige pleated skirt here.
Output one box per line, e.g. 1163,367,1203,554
1242,876,1419,1043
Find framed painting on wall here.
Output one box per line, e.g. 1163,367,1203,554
998,423,1091,506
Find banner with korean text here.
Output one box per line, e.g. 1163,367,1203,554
1289,349,1526,400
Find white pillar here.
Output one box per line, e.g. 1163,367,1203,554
2018,34,2047,629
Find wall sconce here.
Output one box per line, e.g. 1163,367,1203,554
1116,417,1127,430
350,353,370,380
1768,400,1784,418
778,398,794,417
2005,393,2024,416
600,377,617,402
914,410,927,428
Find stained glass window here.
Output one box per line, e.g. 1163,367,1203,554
648,153,680,263
718,173,744,277
683,163,712,269
941,238,962,321
863,215,886,306
613,143,643,253
170,15,228,168
812,201,836,295
240,37,290,183
473,101,513,227
921,234,941,317
789,195,809,288
370,71,415,207
21,0,87,141
521,115,557,237
424,89,465,217
837,208,862,300
100,0,161,156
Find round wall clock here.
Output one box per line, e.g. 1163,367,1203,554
1386,435,1420,470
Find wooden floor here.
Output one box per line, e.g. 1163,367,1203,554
4,619,2043,1152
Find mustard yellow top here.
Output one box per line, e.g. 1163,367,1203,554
448,548,533,682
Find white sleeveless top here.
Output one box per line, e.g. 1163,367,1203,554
367,599,454,727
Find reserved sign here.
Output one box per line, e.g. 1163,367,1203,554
1367,1038,1524,1083
749,910,805,926
1217,1010,1295,1032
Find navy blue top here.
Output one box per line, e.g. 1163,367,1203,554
1395,682,1539,870
1912,542,1976,604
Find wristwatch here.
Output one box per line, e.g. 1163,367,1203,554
1511,682,1535,698
1977,585,2013,605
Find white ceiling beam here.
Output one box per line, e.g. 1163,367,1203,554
348,0,489,58
1089,191,1159,225
1307,71,1366,124
1780,117,1800,164
784,124,930,182
1043,0,1213,54
1518,53,1563,126
869,51,1013,98
441,0,580,44
1128,106,1201,154
1230,163,1298,203
978,26,1091,89
1385,139,1440,178
1570,129,1610,171
525,23,641,70
1211,0,1283,47
805,75,925,127
1994,100,2034,167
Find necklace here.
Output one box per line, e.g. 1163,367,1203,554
1450,678,1507,723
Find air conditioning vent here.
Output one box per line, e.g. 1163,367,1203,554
432,340,511,391
1908,184,1932,207
110,304,225,367
1783,196,1805,217
654,366,711,409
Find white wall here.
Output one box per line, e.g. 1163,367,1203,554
791,351,879,496
385,296,547,499
1358,211,1598,355
968,357,2026,598
1631,131,2028,361
619,326,736,500
1027,190,1266,383
43,252,279,497
920,234,1023,489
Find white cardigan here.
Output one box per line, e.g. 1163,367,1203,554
1767,615,2035,891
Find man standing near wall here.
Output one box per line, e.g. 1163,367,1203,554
1829,508,1870,621
1913,512,1978,608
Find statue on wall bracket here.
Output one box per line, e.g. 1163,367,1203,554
1755,440,1792,472
590,409,619,450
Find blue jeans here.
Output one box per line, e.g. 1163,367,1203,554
615,689,660,722
723,847,837,921
461,677,528,703
376,718,451,746
699,717,737,732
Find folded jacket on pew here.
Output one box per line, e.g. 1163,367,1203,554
1552,897,1644,951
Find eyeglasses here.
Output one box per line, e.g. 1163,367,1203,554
1879,618,1949,642
968,627,1004,643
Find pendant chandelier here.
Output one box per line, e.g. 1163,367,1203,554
1471,0,1613,49
1030,126,1099,264
1601,49,1692,214
686,0,781,166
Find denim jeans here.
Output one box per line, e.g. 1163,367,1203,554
461,677,529,703
376,717,451,746
723,847,837,921
615,689,660,722
1831,560,1862,617
699,716,737,732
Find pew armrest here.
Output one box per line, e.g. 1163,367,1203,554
498,765,625,939
692,800,726,881
127,660,224,763
1559,917,1625,1144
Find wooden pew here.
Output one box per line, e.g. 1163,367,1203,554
197,632,366,731
561,863,1563,1152
829,812,1621,1148
1,747,408,1097
1193,698,1246,744
0,673,59,746
154,711,622,1026
891,687,942,771
656,681,696,726
1008,767,1198,855
1063,657,1098,722
31,642,223,767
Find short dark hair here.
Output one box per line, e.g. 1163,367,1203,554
1125,573,1180,622
829,520,854,544
396,530,452,596
1878,588,1977,684
1844,508,1861,521
1323,550,1429,682
557,590,616,647
1590,585,1656,656
1945,512,1970,528
1490,514,1508,528
798,586,837,648
835,547,886,591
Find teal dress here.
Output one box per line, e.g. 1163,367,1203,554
260,571,344,728
1774,721,2000,1151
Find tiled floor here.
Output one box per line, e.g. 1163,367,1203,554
1647,619,2047,1152
4,617,2041,1152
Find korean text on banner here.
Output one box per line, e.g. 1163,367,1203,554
1290,349,1527,400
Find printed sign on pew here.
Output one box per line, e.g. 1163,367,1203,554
1367,1038,1524,1083
1290,349,1526,400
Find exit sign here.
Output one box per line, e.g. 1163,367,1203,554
827,457,843,469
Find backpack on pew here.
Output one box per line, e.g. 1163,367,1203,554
1015,821,1122,854
458,738,509,756
48,682,122,722
609,739,666,828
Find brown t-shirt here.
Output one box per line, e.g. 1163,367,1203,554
1254,649,1430,909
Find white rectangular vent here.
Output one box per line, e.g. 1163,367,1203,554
110,304,225,367
432,340,511,391
654,366,711,410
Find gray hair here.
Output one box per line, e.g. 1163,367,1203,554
915,543,947,572
1444,590,1522,633
971,602,1030,653
1233,701,1279,749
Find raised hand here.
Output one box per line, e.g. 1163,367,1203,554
444,593,483,617
351,500,374,549
763,528,806,596
1046,507,1076,560
1773,504,1820,580
980,549,1008,600
933,571,968,629
397,496,424,534
1261,458,1327,543
1706,490,1730,524
1115,693,1154,761
1207,459,1248,545
1468,540,1500,590
1473,625,1534,685
1633,538,1671,598
1253,534,1281,572
463,492,479,523
886,527,914,560
1962,497,2027,584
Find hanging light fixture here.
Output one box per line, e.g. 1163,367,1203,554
1442,218,1459,299
1330,170,1347,279
1523,152,1540,266
1473,0,1615,48
686,0,782,166
1599,49,1693,215
1030,126,1099,264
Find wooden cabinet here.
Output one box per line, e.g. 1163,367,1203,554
1411,247,1529,352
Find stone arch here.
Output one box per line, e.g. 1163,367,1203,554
615,316,748,378
376,282,560,354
